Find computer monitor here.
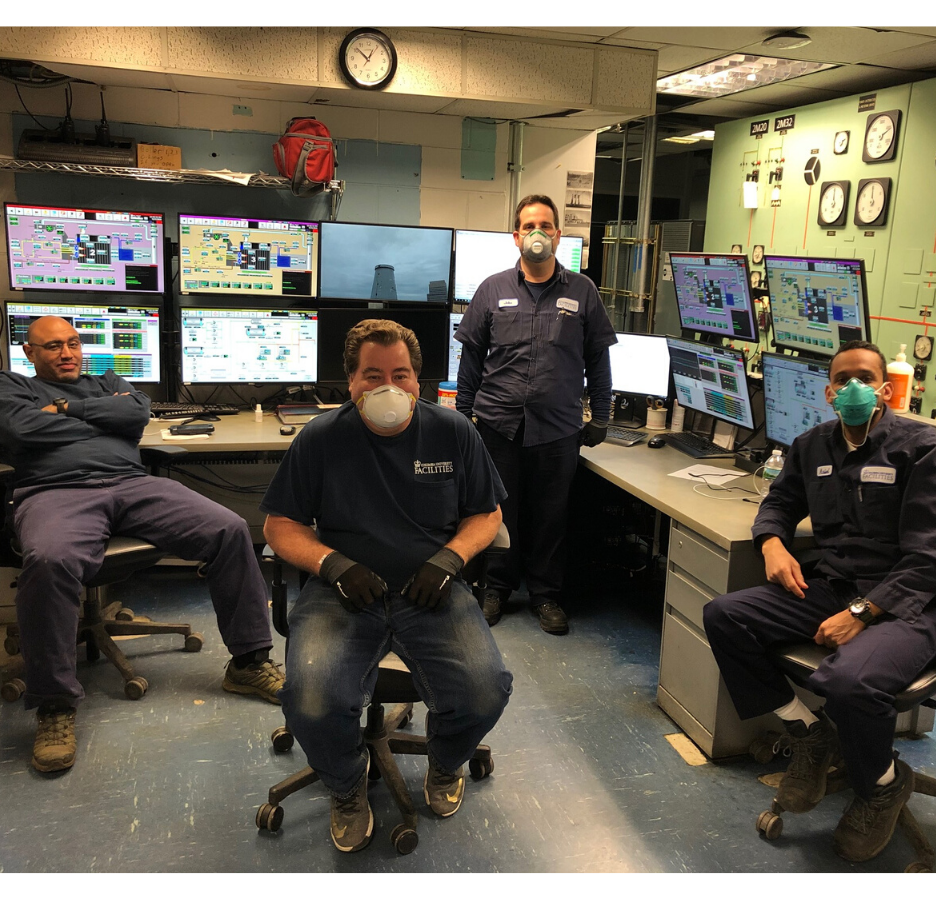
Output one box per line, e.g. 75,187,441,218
315,307,449,382
179,308,318,384
665,336,755,431
6,301,162,383
448,312,464,381
318,222,454,303
453,229,584,302
761,352,836,450
764,255,871,358
669,252,759,342
609,332,670,397
178,214,318,298
5,203,166,294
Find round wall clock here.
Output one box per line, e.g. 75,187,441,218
853,177,892,227
834,131,850,155
914,334,933,362
339,28,398,90
751,245,764,265
817,180,850,228
862,109,901,163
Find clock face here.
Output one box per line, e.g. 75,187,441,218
834,130,849,155
818,181,849,227
339,29,397,90
862,109,901,162
915,334,933,361
751,244,764,265
853,177,891,227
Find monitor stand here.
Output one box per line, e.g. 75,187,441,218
612,392,646,428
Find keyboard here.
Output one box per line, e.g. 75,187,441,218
605,425,647,447
664,431,736,459
150,402,240,419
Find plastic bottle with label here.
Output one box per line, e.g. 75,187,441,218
763,449,784,487
255,403,263,423
670,400,685,433
886,344,913,413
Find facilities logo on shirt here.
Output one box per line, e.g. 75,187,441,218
414,459,453,475
860,466,896,484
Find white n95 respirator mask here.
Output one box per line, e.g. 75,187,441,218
357,384,415,429
520,230,553,264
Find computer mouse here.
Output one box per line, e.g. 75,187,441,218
647,435,666,449
279,425,296,436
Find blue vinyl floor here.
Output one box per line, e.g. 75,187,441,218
1,556,934,875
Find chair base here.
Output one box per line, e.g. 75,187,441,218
3,587,201,702
754,757,936,872
256,699,494,854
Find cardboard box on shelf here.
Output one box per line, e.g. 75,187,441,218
137,143,182,170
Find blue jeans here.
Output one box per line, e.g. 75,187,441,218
280,577,513,798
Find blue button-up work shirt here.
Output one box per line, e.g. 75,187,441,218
454,261,616,447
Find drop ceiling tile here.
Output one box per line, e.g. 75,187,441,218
623,27,783,51
856,41,936,69
656,45,726,75
739,26,932,66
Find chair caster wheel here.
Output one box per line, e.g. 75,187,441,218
756,809,783,840
256,803,284,832
125,676,148,700
469,757,494,779
116,608,135,622
390,824,418,854
3,635,19,657
271,726,294,753
749,735,778,764
906,862,932,873
399,711,413,729
1,678,25,702
183,632,204,652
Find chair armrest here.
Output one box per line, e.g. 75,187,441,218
488,521,510,554
140,445,189,475
0,464,14,481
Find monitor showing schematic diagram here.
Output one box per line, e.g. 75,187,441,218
764,255,870,358
6,301,162,382
670,252,759,342
179,307,318,384
178,215,318,298
665,335,755,430
5,203,165,294
762,352,836,450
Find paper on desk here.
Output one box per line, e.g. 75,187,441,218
160,430,213,442
668,464,746,481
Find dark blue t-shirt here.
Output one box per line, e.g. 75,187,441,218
259,399,506,591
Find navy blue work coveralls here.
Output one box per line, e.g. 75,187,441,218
703,406,936,798
455,260,616,605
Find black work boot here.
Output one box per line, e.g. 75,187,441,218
481,590,503,627
533,602,568,635
833,758,914,862
776,709,842,813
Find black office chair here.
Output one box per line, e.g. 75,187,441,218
752,642,936,872
0,447,205,703
255,526,508,855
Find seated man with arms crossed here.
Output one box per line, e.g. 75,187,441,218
0,316,284,773
261,319,513,853
703,340,936,862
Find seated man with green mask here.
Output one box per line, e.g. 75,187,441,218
703,340,936,863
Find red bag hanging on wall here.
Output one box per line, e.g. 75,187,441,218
272,117,336,197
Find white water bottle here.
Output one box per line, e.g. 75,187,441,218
670,400,685,433
763,449,784,487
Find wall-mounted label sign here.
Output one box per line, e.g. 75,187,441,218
750,119,770,137
774,114,796,132
863,231,876,238
921,308,932,318
826,231,837,236
811,148,820,155
858,94,877,112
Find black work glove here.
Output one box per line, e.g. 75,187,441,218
580,419,608,448
403,548,464,610
320,551,387,614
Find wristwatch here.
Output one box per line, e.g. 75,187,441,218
849,597,876,626
52,397,67,414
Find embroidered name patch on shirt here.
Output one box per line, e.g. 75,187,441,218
817,465,832,477
860,466,896,484
498,298,519,308
557,297,579,313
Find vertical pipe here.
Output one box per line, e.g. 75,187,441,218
507,121,525,228
609,123,629,329
632,114,658,331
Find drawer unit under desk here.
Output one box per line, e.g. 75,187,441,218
668,520,765,602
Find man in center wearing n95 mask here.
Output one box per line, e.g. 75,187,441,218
260,319,512,854
703,340,936,863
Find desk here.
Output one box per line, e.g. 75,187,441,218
140,411,299,453
579,439,815,759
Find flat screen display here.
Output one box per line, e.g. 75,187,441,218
670,252,759,342
179,308,318,384
453,229,584,302
609,332,670,397
764,255,871,358
762,352,835,450
5,203,165,294
448,312,464,382
665,335,755,431
179,214,318,298
316,307,449,382
6,302,162,383
318,222,453,303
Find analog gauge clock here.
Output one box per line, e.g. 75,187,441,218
853,177,892,227
834,130,850,155
750,271,762,289
862,109,901,163
914,334,933,362
751,244,764,265
817,180,850,228
338,28,398,90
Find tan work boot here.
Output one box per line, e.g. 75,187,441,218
222,658,285,704
32,707,77,773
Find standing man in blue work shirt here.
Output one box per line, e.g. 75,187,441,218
455,194,617,635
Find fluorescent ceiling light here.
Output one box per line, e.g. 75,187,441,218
664,136,700,144
691,130,716,140
657,55,835,99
